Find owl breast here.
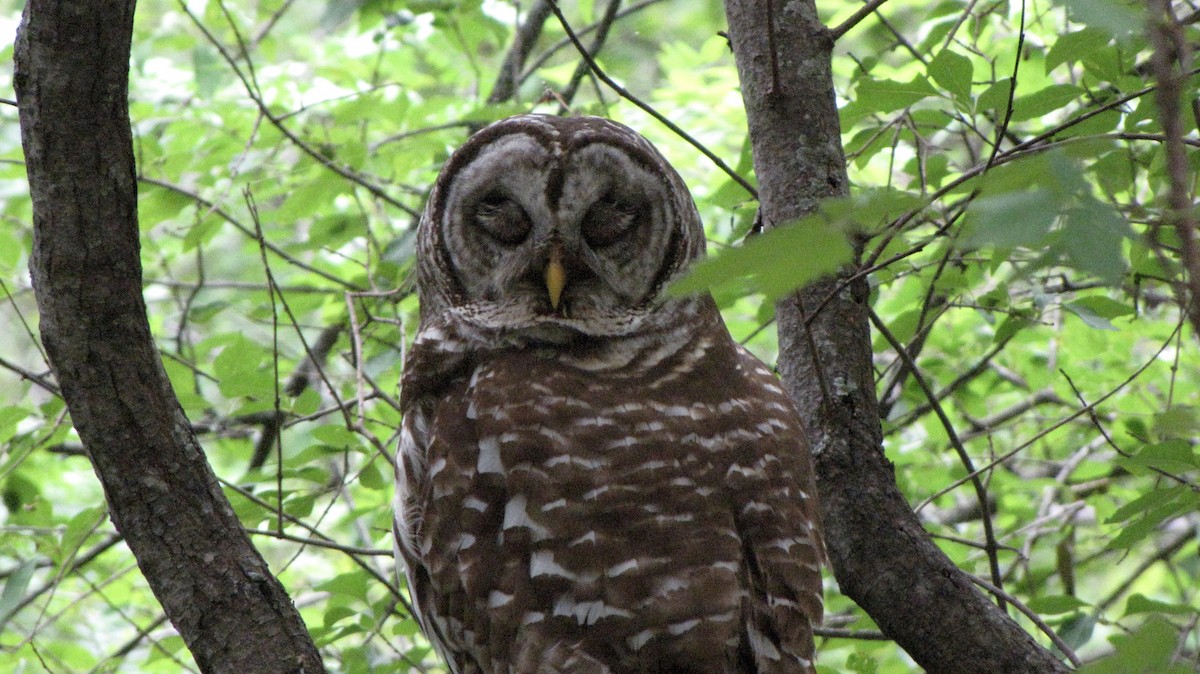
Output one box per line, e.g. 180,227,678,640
406,320,819,673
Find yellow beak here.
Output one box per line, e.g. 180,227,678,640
544,247,567,310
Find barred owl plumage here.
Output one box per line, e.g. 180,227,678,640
394,114,824,673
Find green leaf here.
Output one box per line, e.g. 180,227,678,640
845,650,879,674
709,137,756,209
392,618,423,637
1154,406,1200,440
312,424,360,448
885,309,922,345
218,368,274,400
1105,491,1192,550
1078,619,1190,673
1057,612,1097,652
963,190,1059,248
1059,201,1129,284
316,570,370,600
1059,0,1145,40
293,388,322,416
669,217,852,303
143,635,186,665
2,472,43,517
1067,296,1135,320
0,228,20,275
191,46,223,98
846,127,891,168
284,493,316,518
1123,439,1199,473
213,335,264,381
1012,84,1085,121
1046,27,1112,73
1124,593,1199,617
1027,595,1090,615
929,49,973,102
324,605,357,629
0,406,28,445
976,79,1012,115
994,316,1034,343
358,460,386,490
0,558,37,630
1106,485,1186,524
212,335,273,399
161,357,210,415
855,76,938,113
1063,302,1116,330
59,506,106,565
183,213,223,251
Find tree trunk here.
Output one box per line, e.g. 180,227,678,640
14,2,325,672
720,2,1071,672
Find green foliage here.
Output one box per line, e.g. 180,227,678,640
1,0,1198,672
1078,619,1193,674
670,216,852,304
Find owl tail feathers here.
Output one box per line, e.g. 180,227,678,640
513,636,612,674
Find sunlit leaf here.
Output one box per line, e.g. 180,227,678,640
928,49,973,102
1045,27,1111,73
670,216,852,303
855,76,939,113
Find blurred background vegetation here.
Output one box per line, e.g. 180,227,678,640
1,0,1198,671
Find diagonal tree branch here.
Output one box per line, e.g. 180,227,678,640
1149,0,1200,338
14,1,325,672
488,0,555,105
720,1,1071,671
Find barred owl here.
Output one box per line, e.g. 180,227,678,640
394,114,823,673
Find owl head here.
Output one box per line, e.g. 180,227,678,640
415,114,707,343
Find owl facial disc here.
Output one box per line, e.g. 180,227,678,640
416,114,708,342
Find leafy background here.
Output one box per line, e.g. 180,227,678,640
1,0,1198,672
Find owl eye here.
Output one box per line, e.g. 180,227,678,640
581,192,640,248
473,190,531,245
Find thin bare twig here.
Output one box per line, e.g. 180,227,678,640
545,1,757,197
916,317,1190,511
1095,526,1195,612
178,0,420,218
984,0,1025,170
831,0,892,41
0,356,58,396
1,278,49,364
243,192,354,432
247,190,286,533
519,0,666,86
967,575,1082,667
1061,369,1199,490
218,477,406,603
244,528,390,556
558,0,622,110
869,308,1007,607
139,176,359,290
813,626,891,640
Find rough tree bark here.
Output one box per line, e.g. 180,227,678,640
721,2,1071,672
14,2,325,672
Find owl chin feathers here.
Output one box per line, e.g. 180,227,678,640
446,294,701,348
